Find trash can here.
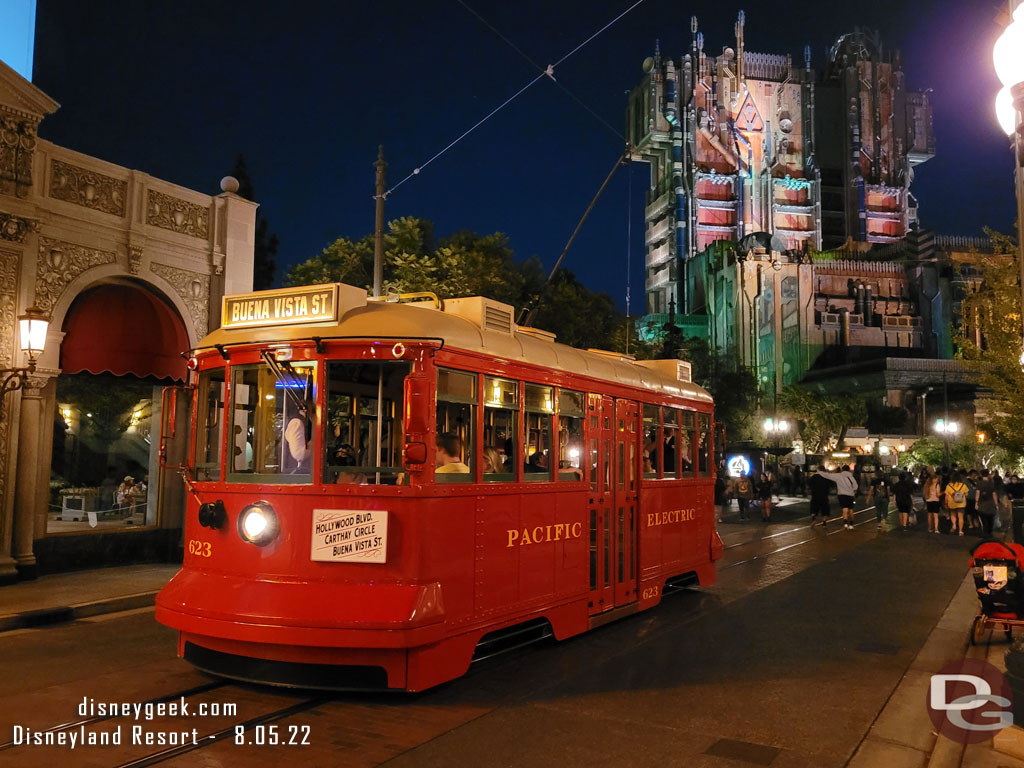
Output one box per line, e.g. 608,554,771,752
1013,500,1024,544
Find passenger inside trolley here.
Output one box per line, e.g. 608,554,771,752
435,433,470,474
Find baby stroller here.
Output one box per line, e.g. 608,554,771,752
970,541,1024,644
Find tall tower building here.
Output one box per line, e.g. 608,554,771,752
625,15,934,325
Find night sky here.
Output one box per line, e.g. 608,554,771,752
30,0,1014,312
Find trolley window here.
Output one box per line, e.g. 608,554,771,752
642,404,660,478
680,410,696,478
663,408,679,479
557,389,584,481
483,376,517,482
698,412,711,476
524,383,553,482
327,361,409,484
436,368,476,483
194,368,225,481
229,360,315,484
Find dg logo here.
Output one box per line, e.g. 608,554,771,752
927,659,1013,744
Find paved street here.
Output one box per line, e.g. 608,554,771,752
0,499,983,767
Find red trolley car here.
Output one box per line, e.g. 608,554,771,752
155,283,722,691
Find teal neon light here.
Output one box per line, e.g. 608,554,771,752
775,174,811,192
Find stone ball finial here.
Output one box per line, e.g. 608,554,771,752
220,176,240,194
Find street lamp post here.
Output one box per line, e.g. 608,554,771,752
763,417,790,479
934,418,959,467
1,305,49,398
994,0,1024,367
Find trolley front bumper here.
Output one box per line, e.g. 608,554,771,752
156,568,447,648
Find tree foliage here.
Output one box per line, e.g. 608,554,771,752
956,227,1024,454
283,217,619,350
776,385,867,453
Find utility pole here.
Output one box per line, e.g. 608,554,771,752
373,146,387,298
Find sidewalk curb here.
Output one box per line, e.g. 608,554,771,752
0,590,158,632
849,572,976,768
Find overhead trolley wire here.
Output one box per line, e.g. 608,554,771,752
454,0,625,141
386,74,546,196
386,0,645,197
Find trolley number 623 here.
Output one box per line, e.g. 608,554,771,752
187,540,212,557
235,724,310,745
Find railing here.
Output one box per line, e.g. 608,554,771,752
933,235,995,253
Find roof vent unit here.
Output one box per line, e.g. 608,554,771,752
440,297,515,335
517,326,557,343
586,348,637,363
635,358,693,384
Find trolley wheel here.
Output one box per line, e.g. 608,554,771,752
970,615,988,646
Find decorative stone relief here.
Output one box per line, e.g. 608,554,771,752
151,262,209,339
35,236,117,313
0,211,39,243
146,190,209,240
211,252,225,276
0,116,38,198
49,159,127,217
128,242,144,275
0,247,18,503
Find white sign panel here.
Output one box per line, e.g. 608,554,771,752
311,509,387,563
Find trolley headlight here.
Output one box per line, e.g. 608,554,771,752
237,501,279,546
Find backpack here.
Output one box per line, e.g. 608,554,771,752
951,484,966,504
737,478,751,495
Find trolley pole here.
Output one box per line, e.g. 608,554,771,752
373,146,387,298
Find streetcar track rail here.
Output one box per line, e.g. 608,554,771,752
0,680,228,751
719,506,882,570
111,696,330,768
721,504,880,549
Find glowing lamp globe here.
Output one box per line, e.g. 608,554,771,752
997,86,1017,135
18,305,48,361
993,5,1024,90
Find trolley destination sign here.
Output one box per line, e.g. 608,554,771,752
222,284,339,329
311,509,388,563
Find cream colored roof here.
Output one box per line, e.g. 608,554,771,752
199,299,712,403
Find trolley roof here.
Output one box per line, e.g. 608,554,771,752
200,283,712,403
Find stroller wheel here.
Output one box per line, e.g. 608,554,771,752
970,615,988,646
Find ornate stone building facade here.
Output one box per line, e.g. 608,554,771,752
0,59,256,582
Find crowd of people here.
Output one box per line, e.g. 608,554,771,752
715,461,1024,536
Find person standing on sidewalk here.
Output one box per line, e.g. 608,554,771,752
867,472,892,530
965,469,981,533
923,469,943,533
734,474,753,521
808,469,833,527
714,472,728,524
944,470,969,536
977,468,999,538
894,471,915,530
756,472,774,522
817,465,858,530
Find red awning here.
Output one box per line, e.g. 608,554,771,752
61,283,189,382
